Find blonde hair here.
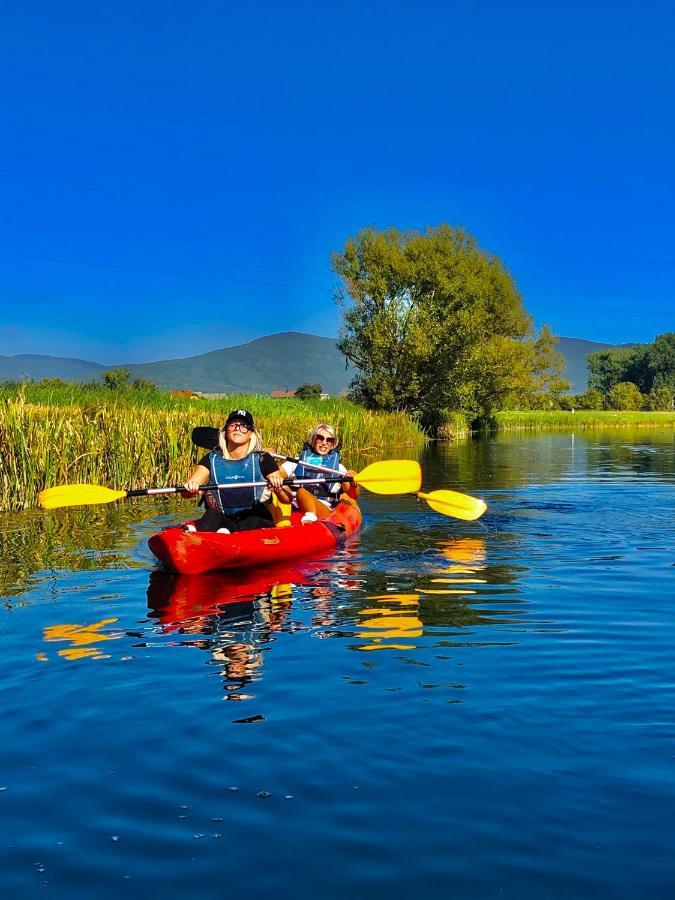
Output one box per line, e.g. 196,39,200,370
218,427,262,458
309,423,337,445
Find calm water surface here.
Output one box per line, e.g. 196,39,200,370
1,430,674,898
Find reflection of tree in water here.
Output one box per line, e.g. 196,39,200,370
0,497,186,602
428,436,572,491
426,429,675,492
588,433,675,479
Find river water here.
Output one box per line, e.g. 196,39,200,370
1,430,674,898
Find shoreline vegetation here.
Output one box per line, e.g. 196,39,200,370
441,410,675,439
1,382,674,512
0,390,426,512
494,410,675,432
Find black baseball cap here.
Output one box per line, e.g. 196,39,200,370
224,408,255,430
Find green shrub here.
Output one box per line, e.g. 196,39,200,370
574,388,604,410
605,382,644,410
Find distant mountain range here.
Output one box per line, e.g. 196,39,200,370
0,331,636,395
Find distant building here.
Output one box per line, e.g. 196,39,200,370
320,392,330,400
170,389,229,399
270,390,296,399
170,389,199,399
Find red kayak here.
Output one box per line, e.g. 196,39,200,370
148,497,362,575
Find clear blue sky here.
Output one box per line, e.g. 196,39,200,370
1,0,673,362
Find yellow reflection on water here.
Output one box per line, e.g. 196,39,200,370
420,537,487,594
41,617,121,661
437,537,487,567
356,592,423,651
422,589,477,595
416,537,488,599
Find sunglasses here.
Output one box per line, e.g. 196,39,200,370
227,421,251,432
314,434,336,445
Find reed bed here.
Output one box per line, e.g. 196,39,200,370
495,410,675,431
0,393,425,512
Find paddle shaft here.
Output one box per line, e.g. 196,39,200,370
126,476,351,498
269,452,346,478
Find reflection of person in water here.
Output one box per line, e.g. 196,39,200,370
211,640,262,699
147,572,292,702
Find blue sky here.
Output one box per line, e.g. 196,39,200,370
1,0,673,362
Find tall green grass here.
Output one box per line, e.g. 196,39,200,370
495,410,675,431
0,392,425,512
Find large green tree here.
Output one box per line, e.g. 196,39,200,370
587,346,648,393
333,225,567,427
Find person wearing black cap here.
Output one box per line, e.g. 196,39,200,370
183,409,292,533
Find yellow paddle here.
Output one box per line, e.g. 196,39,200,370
38,463,487,521
417,490,487,522
38,460,423,510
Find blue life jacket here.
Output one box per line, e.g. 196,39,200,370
294,446,342,505
207,451,265,514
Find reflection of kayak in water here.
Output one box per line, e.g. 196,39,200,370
148,498,362,575
147,564,310,629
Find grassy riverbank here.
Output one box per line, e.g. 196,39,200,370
0,392,425,512
495,410,675,431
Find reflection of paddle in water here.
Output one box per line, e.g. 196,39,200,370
420,537,488,594
437,537,487,568
40,617,122,661
356,593,423,651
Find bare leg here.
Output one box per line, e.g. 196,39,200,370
295,487,331,519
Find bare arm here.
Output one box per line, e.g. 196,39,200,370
184,464,210,494
266,467,293,504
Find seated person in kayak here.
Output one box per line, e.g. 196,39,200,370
282,423,359,523
183,409,292,533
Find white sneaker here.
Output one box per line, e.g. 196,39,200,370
216,527,231,534
300,512,318,525
182,523,197,533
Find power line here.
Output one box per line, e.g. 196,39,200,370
0,246,672,317
0,249,330,292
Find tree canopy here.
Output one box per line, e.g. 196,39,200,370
588,333,675,395
102,368,158,394
295,382,323,400
333,224,567,427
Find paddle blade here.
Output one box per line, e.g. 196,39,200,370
38,484,129,509
355,460,422,494
191,426,219,449
418,490,487,521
